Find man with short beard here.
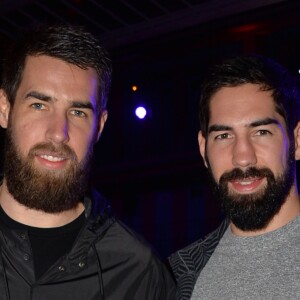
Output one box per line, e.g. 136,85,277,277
0,26,175,299
169,55,300,299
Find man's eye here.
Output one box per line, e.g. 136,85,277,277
256,129,272,136
31,103,45,110
215,133,230,140
71,110,86,118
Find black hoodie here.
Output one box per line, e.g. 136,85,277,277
0,191,176,299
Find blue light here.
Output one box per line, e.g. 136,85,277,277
135,106,147,119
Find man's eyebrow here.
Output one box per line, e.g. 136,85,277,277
249,118,279,127
208,124,232,133
71,101,94,112
208,118,280,134
25,91,54,102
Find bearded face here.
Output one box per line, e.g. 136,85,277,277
3,124,93,213
0,56,105,214
199,84,299,232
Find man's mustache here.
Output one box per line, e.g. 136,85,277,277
219,167,274,183
27,142,77,162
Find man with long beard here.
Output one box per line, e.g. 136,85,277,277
0,26,175,299
169,55,300,299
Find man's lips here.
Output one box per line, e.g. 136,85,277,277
229,177,265,193
39,154,65,162
34,152,69,170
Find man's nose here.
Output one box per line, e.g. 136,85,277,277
232,136,257,168
45,113,70,144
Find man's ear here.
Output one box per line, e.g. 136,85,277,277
0,90,10,129
198,130,208,168
95,110,108,142
294,121,300,160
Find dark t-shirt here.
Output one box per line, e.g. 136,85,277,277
0,205,85,279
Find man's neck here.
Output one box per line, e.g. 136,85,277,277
230,185,300,237
0,180,85,228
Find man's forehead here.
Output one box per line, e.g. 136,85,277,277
206,84,289,129
210,84,275,113
18,55,98,104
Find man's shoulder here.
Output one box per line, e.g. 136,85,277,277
85,191,158,261
92,218,177,299
99,219,158,260
168,219,229,300
169,219,229,280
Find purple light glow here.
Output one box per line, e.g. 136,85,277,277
135,106,147,119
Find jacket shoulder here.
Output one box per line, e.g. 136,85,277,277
84,192,176,299
100,220,163,264
169,219,229,299
95,220,176,299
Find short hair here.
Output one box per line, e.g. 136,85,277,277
1,25,112,117
199,55,300,139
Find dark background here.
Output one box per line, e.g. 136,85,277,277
1,0,300,260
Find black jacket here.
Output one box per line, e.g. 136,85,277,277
0,192,176,299
169,220,229,300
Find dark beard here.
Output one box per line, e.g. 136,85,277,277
209,151,295,231
3,126,93,213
